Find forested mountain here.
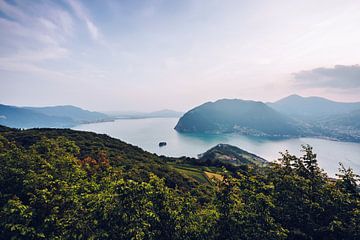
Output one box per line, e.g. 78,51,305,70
0,104,109,128
321,109,360,129
1,126,359,239
25,105,108,122
175,99,304,137
175,97,360,142
268,94,360,120
268,95,360,141
312,109,360,140
0,104,75,128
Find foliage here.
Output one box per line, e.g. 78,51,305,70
0,128,359,239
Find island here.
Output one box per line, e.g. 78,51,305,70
175,96,360,142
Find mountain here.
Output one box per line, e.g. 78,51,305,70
0,104,75,128
268,94,360,119
175,97,360,142
267,95,360,141
175,99,304,137
25,105,108,123
0,104,109,129
198,144,267,166
313,109,360,140
326,109,360,129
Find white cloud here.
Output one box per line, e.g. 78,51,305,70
0,0,28,22
0,0,75,77
65,0,100,40
1,0,360,110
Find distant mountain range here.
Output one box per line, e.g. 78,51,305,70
3,95,360,141
269,95,360,141
175,95,360,142
268,94,360,120
25,105,108,123
111,109,183,119
0,104,109,128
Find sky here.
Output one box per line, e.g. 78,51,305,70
1,0,360,112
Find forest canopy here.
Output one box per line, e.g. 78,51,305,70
0,127,359,240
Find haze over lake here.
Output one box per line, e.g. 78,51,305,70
74,117,360,177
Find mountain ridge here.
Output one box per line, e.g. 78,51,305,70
25,105,108,122
268,94,360,118
0,104,76,128
175,98,304,137
175,96,360,142
0,104,109,128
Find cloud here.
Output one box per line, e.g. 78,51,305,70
0,0,74,78
65,0,100,40
293,65,360,89
0,0,28,22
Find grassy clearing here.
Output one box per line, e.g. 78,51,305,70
174,167,210,184
168,162,224,185
170,164,210,184
204,171,224,182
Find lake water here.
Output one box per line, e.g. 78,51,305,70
73,118,360,177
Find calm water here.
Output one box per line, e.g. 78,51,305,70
73,118,360,177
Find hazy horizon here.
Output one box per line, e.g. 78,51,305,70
2,93,360,113
1,0,360,112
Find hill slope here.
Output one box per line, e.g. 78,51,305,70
25,105,108,123
198,144,267,166
1,126,358,239
0,104,75,128
0,104,109,129
268,95,360,141
268,94,360,119
0,126,195,189
175,99,304,137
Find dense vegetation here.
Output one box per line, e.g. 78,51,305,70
1,126,359,239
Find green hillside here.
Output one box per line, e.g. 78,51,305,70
198,143,267,166
1,126,359,239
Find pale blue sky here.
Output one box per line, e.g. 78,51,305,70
1,0,360,111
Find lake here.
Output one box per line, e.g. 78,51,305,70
73,117,360,177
